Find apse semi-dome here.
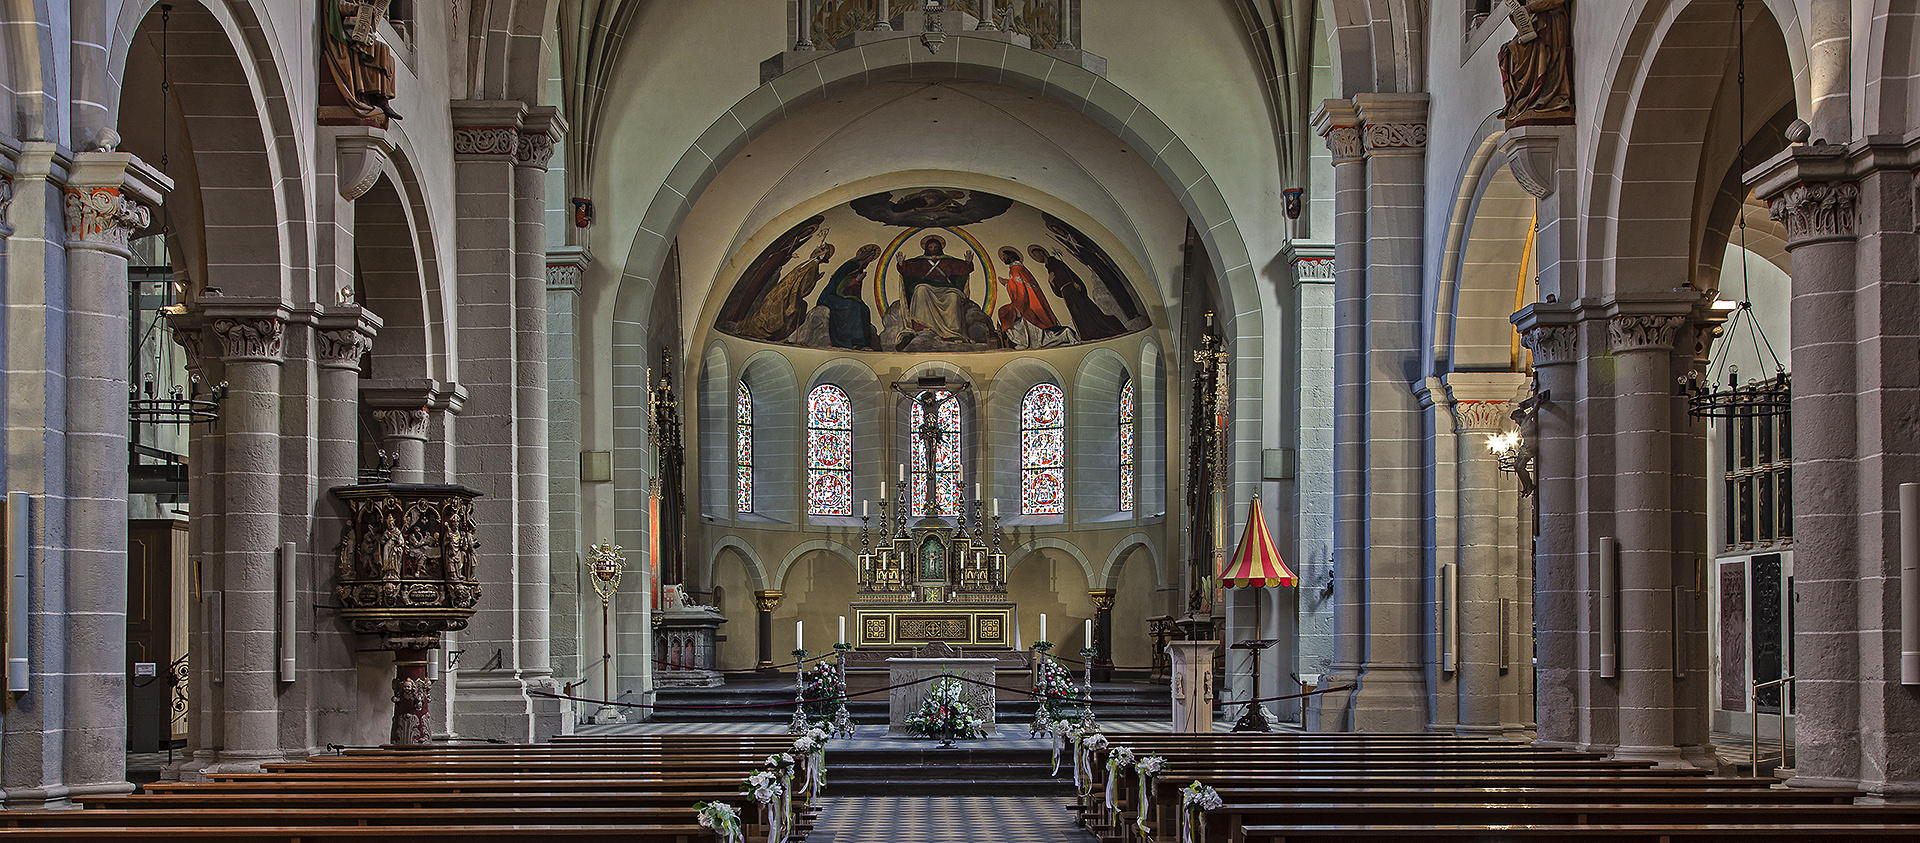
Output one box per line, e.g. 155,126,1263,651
713,187,1151,353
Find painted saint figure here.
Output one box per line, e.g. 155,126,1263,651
723,216,824,327
1029,245,1125,342
995,246,1076,349
738,243,834,342
896,235,976,343
818,244,883,350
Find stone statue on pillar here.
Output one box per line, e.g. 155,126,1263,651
1496,0,1574,127
321,0,402,124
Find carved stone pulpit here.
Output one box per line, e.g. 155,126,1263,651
331,483,483,744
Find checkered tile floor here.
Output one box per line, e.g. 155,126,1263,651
809,796,1095,843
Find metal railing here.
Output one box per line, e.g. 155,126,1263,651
1750,673,1795,778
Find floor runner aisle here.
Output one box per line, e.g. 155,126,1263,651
808,796,1097,843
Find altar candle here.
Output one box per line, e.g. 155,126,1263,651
863,499,869,517
1040,613,1047,644
992,498,999,517
881,481,888,501
1085,618,1092,647
899,463,907,483
839,615,847,644
974,482,981,500
796,619,803,652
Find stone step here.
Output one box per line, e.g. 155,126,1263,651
822,746,1075,796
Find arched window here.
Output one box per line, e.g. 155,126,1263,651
807,384,853,515
908,391,962,517
1119,377,1135,512
735,380,753,512
1022,383,1065,515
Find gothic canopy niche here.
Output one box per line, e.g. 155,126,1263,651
713,187,1151,353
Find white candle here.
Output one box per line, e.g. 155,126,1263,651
839,615,847,644
992,498,999,517
796,619,803,652
1085,618,1093,646
899,463,907,482
863,499,869,517
974,482,981,500
881,481,888,501
1040,613,1047,644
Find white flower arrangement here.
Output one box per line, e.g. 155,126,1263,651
1107,745,1137,770
791,734,818,755
1132,756,1167,837
903,677,989,742
1182,780,1223,811
1136,755,1165,776
694,801,743,843
742,769,784,804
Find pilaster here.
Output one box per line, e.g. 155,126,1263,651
1515,306,1579,748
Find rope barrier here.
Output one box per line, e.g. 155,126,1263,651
539,671,1342,713
1212,684,1354,706
652,651,838,673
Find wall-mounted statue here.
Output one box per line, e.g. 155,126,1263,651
714,187,1150,353
322,0,402,124
1497,0,1573,127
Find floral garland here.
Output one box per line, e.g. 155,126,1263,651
1133,755,1165,837
1177,780,1222,843
694,801,743,843
742,767,786,843
903,677,989,743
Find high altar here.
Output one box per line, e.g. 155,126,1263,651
849,475,1013,651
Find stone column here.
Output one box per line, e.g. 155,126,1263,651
1305,100,1364,731
372,408,429,482
204,302,292,770
755,590,782,669
363,381,463,484
312,309,380,745
60,152,165,797
1605,312,1687,766
547,252,587,687
513,112,564,704
1346,93,1431,731
1753,148,1863,790
1450,393,1515,737
1517,316,1578,747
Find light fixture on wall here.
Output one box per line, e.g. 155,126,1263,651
1487,430,1521,473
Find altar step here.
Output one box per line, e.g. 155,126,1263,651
825,746,1074,796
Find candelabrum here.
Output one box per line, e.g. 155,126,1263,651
584,541,627,724
1078,646,1099,727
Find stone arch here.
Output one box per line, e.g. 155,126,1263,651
704,534,771,594
773,539,860,590
1006,536,1096,584
459,0,555,101
373,145,459,383
1433,127,1536,375
1097,535,1166,589
1070,347,1131,518
1586,0,1805,295
111,0,305,301
607,38,1270,548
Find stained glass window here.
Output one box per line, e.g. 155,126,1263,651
1119,377,1135,512
735,380,752,512
908,391,962,516
1022,383,1065,515
807,384,853,515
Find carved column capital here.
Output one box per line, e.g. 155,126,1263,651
1607,314,1685,354
372,407,429,440
1312,100,1364,165
754,590,784,612
316,328,375,371
1520,325,1577,364
211,316,287,363
1087,588,1116,611
1767,180,1860,246
63,185,151,250
1452,399,1515,434
515,130,556,169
